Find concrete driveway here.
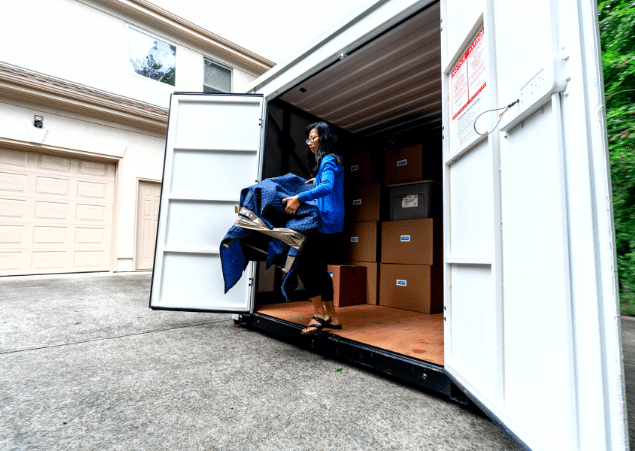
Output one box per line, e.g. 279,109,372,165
0,272,631,450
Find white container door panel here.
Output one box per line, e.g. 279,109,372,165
150,94,265,313
442,1,627,450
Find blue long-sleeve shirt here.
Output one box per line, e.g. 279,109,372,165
297,155,345,233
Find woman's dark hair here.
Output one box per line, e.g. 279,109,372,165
305,121,343,177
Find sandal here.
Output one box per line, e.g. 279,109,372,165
301,317,343,335
301,316,327,335
322,318,342,330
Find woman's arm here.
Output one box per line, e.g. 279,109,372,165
284,157,339,215
297,159,338,202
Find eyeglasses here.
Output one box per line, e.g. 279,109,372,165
306,136,319,145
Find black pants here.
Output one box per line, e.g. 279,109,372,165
295,232,343,302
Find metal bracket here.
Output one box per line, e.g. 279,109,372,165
499,53,569,133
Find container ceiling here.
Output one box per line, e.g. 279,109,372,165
279,3,441,142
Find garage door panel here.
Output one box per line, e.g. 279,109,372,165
77,180,107,198
35,201,69,220
0,199,25,218
33,226,67,244
74,250,104,268
77,204,108,222
76,227,105,244
0,148,115,275
38,154,72,173
0,252,21,270
0,172,27,192
0,149,28,167
32,251,66,270
0,225,23,244
36,176,71,196
78,160,109,177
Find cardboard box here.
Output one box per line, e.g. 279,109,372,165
350,182,381,222
388,181,441,221
327,265,366,307
348,150,373,185
383,143,442,186
345,221,379,262
381,219,442,265
347,261,379,305
379,263,443,313
384,144,424,186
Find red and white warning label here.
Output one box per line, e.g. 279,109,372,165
450,27,488,149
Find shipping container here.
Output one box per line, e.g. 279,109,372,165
149,0,629,449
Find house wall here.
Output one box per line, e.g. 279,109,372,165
0,0,273,273
0,0,263,107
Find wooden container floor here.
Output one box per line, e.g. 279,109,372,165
256,301,444,366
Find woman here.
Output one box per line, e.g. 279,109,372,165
282,122,345,335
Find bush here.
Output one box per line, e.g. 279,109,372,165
599,1,635,315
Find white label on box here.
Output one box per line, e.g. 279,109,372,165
351,237,359,243
402,194,418,208
351,165,359,172
353,199,362,206
396,279,407,287
328,272,333,277
397,159,408,167
400,235,411,242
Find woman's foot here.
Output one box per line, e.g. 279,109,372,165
323,301,342,329
301,316,328,335
302,296,327,335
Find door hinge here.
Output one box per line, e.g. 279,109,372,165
259,119,263,127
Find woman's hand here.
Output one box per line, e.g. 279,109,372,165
305,178,315,185
282,195,301,215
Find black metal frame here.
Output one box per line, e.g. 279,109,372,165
242,311,452,397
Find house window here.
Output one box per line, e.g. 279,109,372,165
128,27,176,86
204,58,232,93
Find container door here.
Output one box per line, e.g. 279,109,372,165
441,1,627,450
150,94,265,313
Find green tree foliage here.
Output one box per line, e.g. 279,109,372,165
598,0,635,314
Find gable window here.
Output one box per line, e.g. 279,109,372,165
128,27,176,86
204,58,232,93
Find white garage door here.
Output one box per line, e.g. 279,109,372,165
0,148,116,275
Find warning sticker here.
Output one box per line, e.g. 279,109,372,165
401,194,418,208
450,26,488,150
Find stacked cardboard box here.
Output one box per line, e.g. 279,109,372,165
344,150,380,305
384,144,425,186
378,143,444,314
327,265,366,307
379,219,443,313
384,143,442,186
348,151,373,185
350,182,381,222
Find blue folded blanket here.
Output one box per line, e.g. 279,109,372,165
220,173,321,293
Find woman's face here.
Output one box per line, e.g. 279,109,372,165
307,128,320,154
